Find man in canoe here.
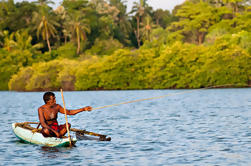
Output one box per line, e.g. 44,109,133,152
38,92,92,138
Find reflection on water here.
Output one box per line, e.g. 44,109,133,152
0,89,251,165
41,146,61,153
40,147,61,158
40,146,77,159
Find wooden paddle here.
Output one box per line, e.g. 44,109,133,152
60,89,72,147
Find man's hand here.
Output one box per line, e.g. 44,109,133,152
83,106,92,112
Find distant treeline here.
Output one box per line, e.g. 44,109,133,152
0,0,250,91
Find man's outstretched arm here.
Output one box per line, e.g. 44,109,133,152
58,105,92,115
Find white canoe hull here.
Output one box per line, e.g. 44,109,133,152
12,123,77,147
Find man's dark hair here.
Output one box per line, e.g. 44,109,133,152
43,92,55,104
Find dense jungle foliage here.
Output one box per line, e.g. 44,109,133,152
1,0,251,91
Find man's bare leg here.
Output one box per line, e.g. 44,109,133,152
41,128,54,137
59,123,71,137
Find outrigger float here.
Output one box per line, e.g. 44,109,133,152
12,122,111,147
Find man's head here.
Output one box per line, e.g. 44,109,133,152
43,92,55,104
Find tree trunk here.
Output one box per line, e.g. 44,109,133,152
198,32,205,45
156,18,159,26
77,34,80,55
147,30,150,41
136,16,140,48
232,2,238,14
46,29,51,53
64,35,67,44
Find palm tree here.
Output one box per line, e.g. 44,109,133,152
15,30,43,52
3,31,16,52
54,6,70,44
141,15,153,41
109,0,132,44
62,0,91,54
68,12,90,54
3,30,42,53
131,0,147,47
222,0,244,14
32,8,59,53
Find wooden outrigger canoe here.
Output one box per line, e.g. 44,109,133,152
12,122,111,147
12,122,77,147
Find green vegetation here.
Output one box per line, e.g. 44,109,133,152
0,0,250,91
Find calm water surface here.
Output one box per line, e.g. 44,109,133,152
0,89,250,165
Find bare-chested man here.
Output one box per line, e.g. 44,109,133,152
38,92,92,138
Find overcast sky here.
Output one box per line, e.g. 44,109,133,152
15,0,186,12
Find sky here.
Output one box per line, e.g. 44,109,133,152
15,0,186,12
128,0,186,11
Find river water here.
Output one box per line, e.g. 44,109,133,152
0,89,250,165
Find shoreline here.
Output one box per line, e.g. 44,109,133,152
2,85,250,92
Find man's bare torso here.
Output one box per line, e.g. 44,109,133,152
39,104,59,125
